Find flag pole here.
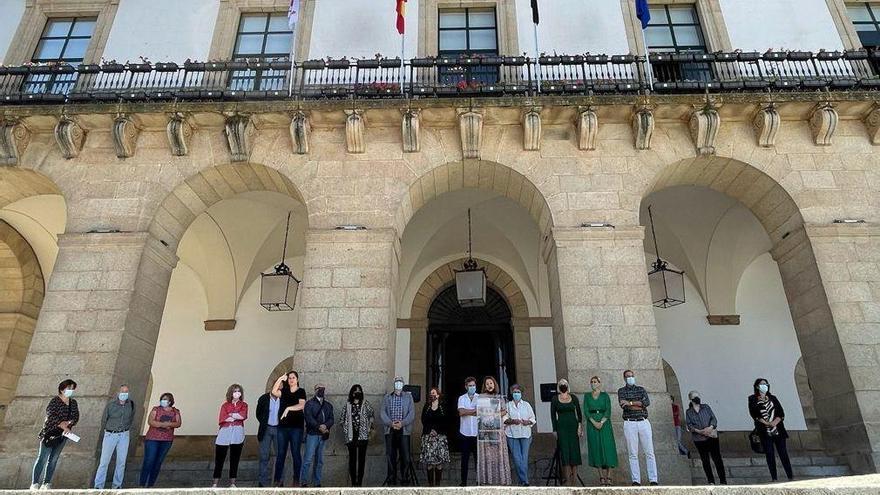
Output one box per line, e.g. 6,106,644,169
641,29,654,92
533,22,541,94
287,0,298,98
401,33,406,95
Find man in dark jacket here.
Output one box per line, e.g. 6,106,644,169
300,383,334,487
256,389,281,487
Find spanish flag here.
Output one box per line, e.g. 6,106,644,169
396,0,407,34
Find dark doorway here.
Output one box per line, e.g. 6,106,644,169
426,285,515,444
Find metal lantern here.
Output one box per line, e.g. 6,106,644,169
455,208,487,307
260,212,300,311
646,205,685,308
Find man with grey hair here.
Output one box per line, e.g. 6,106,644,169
94,384,134,489
380,376,414,485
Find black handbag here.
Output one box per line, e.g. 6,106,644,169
749,428,765,454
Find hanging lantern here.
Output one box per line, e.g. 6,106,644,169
260,212,300,311
646,205,685,308
455,208,487,307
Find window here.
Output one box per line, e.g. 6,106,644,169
438,8,499,85
230,13,293,91
645,5,711,82
847,3,880,47
25,17,96,94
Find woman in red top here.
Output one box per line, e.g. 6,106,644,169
139,392,181,487
213,384,248,487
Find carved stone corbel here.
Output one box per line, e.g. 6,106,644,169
112,114,140,159
752,105,781,148
344,109,365,154
54,116,86,159
631,106,654,151
864,105,880,145
809,103,838,146
458,108,483,159
689,104,721,155
401,108,420,153
289,111,311,155
166,113,193,157
576,106,599,151
522,106,542,151
224,113,255,162
0,119,31,165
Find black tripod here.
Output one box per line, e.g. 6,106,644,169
382,434,419,487
542,446,584,486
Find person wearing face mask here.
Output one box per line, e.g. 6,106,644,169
457,377,479,486
617,370,658,486
94,384,135,489
342,384,374,486
140,392,181,487
419,387,450,486
212,384,248,488
504,384,536,486
301,383,334,487
748,378,793,482
550,378,583,486
584,376,617,486
381,376,415,485
686,390,725,485
31,379,80,490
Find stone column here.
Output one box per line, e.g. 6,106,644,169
294,228,399,485
0,232,176,488
546,226,690,484
800,224,880,473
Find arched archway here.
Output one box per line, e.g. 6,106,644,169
642,155,871,469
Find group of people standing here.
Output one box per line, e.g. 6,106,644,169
29,373,795,489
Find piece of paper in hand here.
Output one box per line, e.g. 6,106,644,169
62,431,81,443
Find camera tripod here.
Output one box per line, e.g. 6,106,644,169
542,446,584,487
382,434,420,487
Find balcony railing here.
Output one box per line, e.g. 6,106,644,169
2,49,879,105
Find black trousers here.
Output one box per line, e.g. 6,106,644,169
213,443,243,479
761,434,793,481
347,440,368,486
694,437,726,484
384,431,411,483
459,434,477,486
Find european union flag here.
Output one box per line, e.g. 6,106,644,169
636,0,651,30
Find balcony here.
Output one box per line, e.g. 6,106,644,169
1,49,879,105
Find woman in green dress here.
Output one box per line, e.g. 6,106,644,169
584,375,618,486
550,378,583,486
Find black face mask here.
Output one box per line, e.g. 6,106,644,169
353,391,363,401
559,385,569,393
691,397,701,405
316,387,325,399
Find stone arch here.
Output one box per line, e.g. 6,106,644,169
0,168,62,211
643,155,870,469
393,160,555,239
265,355,295,394
148,163,307,253
0,220,44,425
407,258,535,411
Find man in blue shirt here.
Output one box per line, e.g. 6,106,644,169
256,388,281,487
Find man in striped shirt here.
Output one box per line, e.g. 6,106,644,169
617,370,658,486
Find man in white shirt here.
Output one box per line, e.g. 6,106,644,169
504,383,536,486
457,376,479,486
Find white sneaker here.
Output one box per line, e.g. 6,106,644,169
29,484,40,490
39,484,51,490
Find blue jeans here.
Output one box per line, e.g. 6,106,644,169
139,440,173,487
258,426,278,486
32,439,66,485
507,436,532,485
274,427,303,484
300,434,325,486
94,431,130,488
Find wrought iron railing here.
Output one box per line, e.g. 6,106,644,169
2,49,879,104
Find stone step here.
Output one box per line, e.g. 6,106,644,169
690,457,851,486
690,456,848,468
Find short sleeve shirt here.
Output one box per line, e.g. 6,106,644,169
458,393,479,437
278,387,307,428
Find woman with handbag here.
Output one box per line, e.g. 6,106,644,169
420,387,451,486
748,378,793,481
31,379,80,490
341,384,374,486
685,390,725,484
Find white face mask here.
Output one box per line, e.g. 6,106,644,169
232,391,242,400
394,381,404,391
63,389,75,398
625,376,636,386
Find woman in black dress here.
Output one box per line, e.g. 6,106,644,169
420,387,450,486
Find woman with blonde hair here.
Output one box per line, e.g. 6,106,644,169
476,376,511,485
550,378,583,486
584,375,617,486
212,384,248,487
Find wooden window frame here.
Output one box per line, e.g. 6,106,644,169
621,0,731,55
3,0,119,65
418,0,519,57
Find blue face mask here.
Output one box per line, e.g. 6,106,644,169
160,399,170,408
758,384,769,394
467,385,476,395
512,391,522,401
63,389,74,398
625,376,636,386
394,381,404,391
118,392,129,401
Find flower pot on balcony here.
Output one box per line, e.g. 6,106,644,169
561,55,585,65
503,56,526,66
715,52,737,62
380,58,402,68
302,60,326,70
844,49,869,60
155,62,179,72
457,57,480,66
435,85,458,96
101,63,125,72
763,51,787,61
270,60,290,70
539,56,562,65
411,57,435,67
327,59,350,69
787,51,813,61
816,50,842,61
648,53,670,63
205,62,229,71
738,52,761,62
248,60,270,70
585,55,609,65
671,53,695,63
480,56,503,66
436,57,456,66
29,65,53,74
357,59,380,69
612,55,636,64
693,53,715,62
128,63,152,72
77,64,101,73
184,62,206,71
480,84,503,95
51,63,75,74
226,61,247,70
